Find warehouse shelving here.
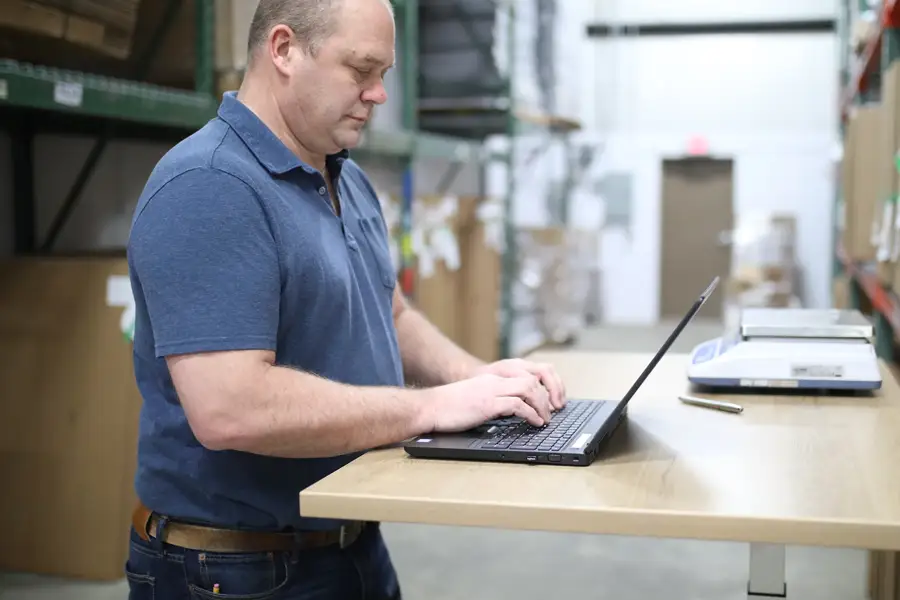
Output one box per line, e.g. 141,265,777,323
841,0,900,116
416,0,583,358
835,0,900,361
0,0,480,258
836,243,900,358
390,0,487,297
0,60,217,130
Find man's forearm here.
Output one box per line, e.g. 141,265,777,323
394,303,484,387
218,366,433,458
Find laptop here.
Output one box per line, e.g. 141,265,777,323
404,276,720,467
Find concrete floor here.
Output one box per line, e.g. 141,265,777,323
0,320,869,599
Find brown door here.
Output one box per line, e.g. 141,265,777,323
659,158,733,319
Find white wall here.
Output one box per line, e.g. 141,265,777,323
573,0,840,323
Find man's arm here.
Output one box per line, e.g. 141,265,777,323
167,350,434,457
391,287,485,387
167,348,548,456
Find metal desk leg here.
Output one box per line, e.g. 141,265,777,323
748,543,787,598
869,550,900,600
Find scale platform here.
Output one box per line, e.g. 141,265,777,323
687,308,882,392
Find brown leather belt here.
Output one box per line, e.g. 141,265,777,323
131,503,367,553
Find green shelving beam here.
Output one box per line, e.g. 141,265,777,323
357,129,415,156
0,59,479,162
357,125,482,160
414,133,481,161
0,60,218,130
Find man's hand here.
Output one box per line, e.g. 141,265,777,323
474,358,567,411
423,374,550,432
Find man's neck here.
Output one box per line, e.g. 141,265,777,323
236,77,327,173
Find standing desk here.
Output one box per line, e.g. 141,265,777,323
299,351,900,599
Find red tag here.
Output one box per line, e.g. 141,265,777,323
687,136,709,155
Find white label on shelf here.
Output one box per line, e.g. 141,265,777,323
0,79,7,100
53,81,83,107
106,275,136,341
106,275,133,308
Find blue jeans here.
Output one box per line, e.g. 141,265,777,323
125,523,402,600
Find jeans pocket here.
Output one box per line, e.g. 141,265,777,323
125,530,159,600
125,554,157,600
186,550,293,600
125,570,156,600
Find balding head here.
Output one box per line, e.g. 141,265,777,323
247,0,392,62
238,0,395,165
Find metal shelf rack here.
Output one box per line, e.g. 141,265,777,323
836,0,900,361
0,0,481,258
0,59,218,130
416,0,583,358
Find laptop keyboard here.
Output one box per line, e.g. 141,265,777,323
473,400,603,452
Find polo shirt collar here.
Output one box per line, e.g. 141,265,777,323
217,91,350,176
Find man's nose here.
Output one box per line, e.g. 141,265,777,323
363,82,388,105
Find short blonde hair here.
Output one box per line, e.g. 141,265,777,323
247,0,393,59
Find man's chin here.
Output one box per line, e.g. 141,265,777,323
335,129,363,150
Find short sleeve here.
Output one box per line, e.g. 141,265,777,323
128,167,280,358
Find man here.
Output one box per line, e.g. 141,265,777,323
124,0,567,598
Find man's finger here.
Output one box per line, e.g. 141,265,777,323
523,362,564,410
496,374,553,422
555,369,567,406
516,378,551,423
536,364,563,409
495,396,543,426
546,365,567,408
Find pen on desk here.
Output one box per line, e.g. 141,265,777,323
678,395,743,414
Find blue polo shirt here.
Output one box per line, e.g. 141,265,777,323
127,92,404,531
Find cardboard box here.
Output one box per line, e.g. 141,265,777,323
0,0,139,58
879,62,900,288
0,257,141,580
833,275,851,309
404,196,502,364
842,104,882,262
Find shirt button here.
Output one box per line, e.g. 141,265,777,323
318,186,326,195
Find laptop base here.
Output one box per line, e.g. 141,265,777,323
404,399,626,467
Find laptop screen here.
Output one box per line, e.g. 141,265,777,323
615,276,720,409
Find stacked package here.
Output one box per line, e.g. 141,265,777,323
0,0,141,58
725,213,801,325
511,228,596,354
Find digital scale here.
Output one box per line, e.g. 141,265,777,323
687,308,882,392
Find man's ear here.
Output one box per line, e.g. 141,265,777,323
267,24,297,76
